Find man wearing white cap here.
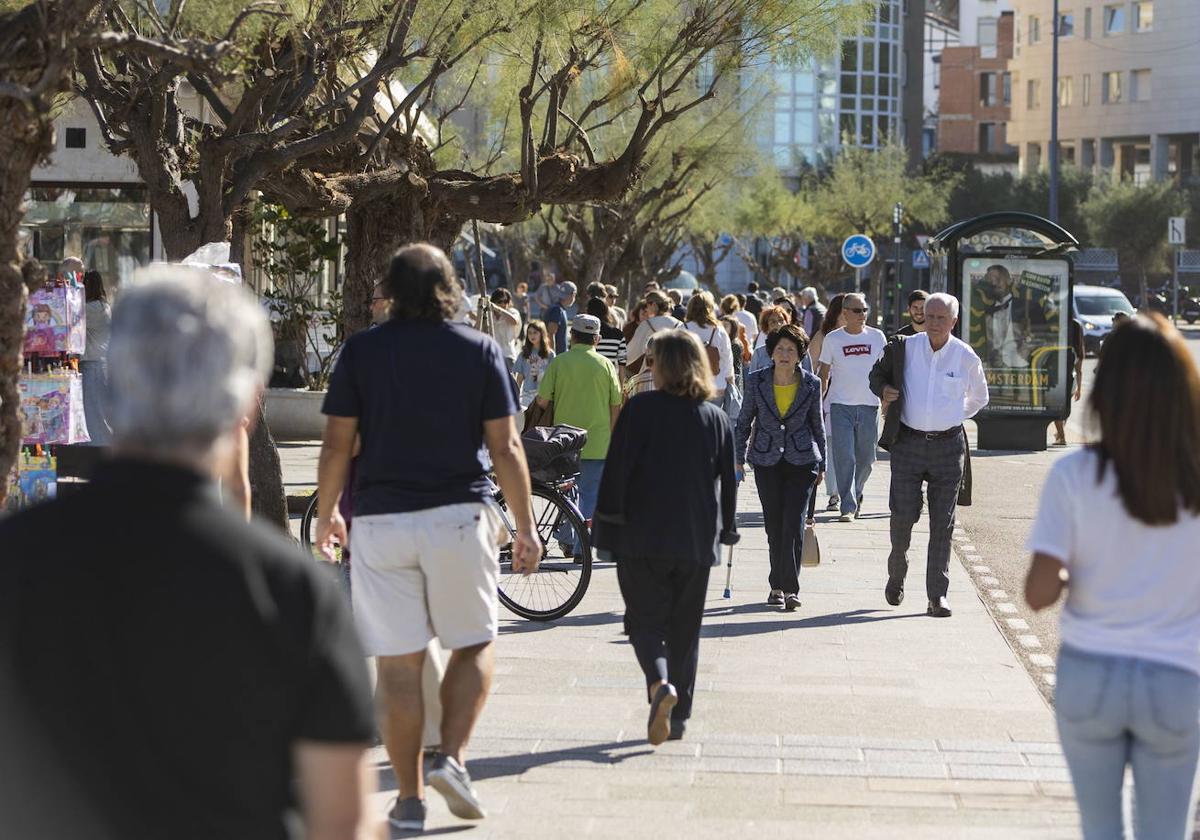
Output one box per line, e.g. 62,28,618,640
535,314,623,549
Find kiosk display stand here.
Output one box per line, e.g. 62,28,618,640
926,212,1079,452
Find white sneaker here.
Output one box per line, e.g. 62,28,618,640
838,513,853,523
427,754,486,820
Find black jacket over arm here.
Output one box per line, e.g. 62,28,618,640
593,391,739,566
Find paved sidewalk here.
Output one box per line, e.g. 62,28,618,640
280,446,1077,837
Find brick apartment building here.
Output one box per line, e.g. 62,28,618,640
937,10,1017,167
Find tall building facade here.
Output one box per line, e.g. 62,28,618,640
924,0,1015,156
757,0,925,175
937,10,1018,169
1006,0,1200,181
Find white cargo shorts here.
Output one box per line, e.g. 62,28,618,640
350,502,505,656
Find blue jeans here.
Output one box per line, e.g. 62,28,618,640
556,459,605,554
829,403,878,514
1056,645,1200,840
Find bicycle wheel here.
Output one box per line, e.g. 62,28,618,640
496,482,592,621
300,493,345,563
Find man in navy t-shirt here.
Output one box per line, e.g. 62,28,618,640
316,244,542,832
543,280,576,354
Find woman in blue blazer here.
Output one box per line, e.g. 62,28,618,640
735,323,826,611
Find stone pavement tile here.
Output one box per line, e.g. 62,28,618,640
277,447,1077,834
1038,781,1076,797
868,777,1040,795
957,794,1080,811
782,788,959,809
939,751,1029,767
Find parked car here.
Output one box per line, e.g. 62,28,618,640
1073,285,1135,356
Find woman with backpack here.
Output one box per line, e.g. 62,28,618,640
684,290,734,404
626,290,682,375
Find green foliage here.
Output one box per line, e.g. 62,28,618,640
808,140,955,240
1082,178,1186,282
251,203,343,390
934,157,1093,241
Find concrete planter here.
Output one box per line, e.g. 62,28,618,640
263,388,327,441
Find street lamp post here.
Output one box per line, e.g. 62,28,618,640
1049,0,1060,222
893,201,903,332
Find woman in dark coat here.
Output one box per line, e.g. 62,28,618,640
594,329,739,746
735,324,825,611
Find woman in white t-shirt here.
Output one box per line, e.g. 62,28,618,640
1026,314,1200,840
683,291,734,402
81,270,113,445
487,287,523,363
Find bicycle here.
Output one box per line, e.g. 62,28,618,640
299,477,593,622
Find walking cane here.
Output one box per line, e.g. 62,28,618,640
723,543,734,599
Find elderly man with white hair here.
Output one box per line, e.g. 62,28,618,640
0,268,378,839
869,292,989,618
796,286,826,339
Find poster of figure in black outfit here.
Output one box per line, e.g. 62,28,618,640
962,257,1069,415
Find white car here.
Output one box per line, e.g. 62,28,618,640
1073,285,1135,356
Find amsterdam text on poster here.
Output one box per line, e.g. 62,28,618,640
962,257,1069,415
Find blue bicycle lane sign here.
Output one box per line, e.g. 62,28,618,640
841,234,876,269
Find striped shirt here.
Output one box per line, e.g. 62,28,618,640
597,324,627,369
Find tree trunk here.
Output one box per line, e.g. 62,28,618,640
230,208,290,530
0,102,53,506
344,197,462,335
158,209,291,531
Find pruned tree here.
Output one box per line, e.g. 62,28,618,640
73,0,500,526
0,0,107,505
262,0,868,333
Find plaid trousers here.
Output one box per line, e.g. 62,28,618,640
887,428,966,602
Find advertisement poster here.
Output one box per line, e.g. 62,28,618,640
24,284,86,357
4,452,57,513
962,257,1070,415
18,372,91,445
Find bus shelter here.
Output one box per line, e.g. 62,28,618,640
926,212,1079,451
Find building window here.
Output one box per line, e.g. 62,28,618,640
1133,1,1153,31
978,17,998,59
1102,71,1122,103
979,123,999,153
1029,16,1040,43
1084,7,1092,38
1058,77,1073,107
1002,73,1012,105
1104,4,1125,35
1058,12,1075,37
1131,68,1151,101
1027,79,1041,109
64,128,86,149
980,72,999,107
19,187,152,285
1082,74,1091,105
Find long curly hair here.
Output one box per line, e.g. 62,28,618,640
383,243,462,323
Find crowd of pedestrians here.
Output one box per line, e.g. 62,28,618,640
8,239,1200,840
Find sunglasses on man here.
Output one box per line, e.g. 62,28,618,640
845,306,869,314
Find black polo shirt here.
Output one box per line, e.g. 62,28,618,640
0,459,374,840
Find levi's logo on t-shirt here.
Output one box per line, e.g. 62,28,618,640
842,344,873,357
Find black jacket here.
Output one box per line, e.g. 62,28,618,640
868,337,973,506
593,392,739,565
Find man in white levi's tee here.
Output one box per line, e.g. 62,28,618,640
817,293,886,520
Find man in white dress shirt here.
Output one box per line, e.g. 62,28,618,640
870,293,989,618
